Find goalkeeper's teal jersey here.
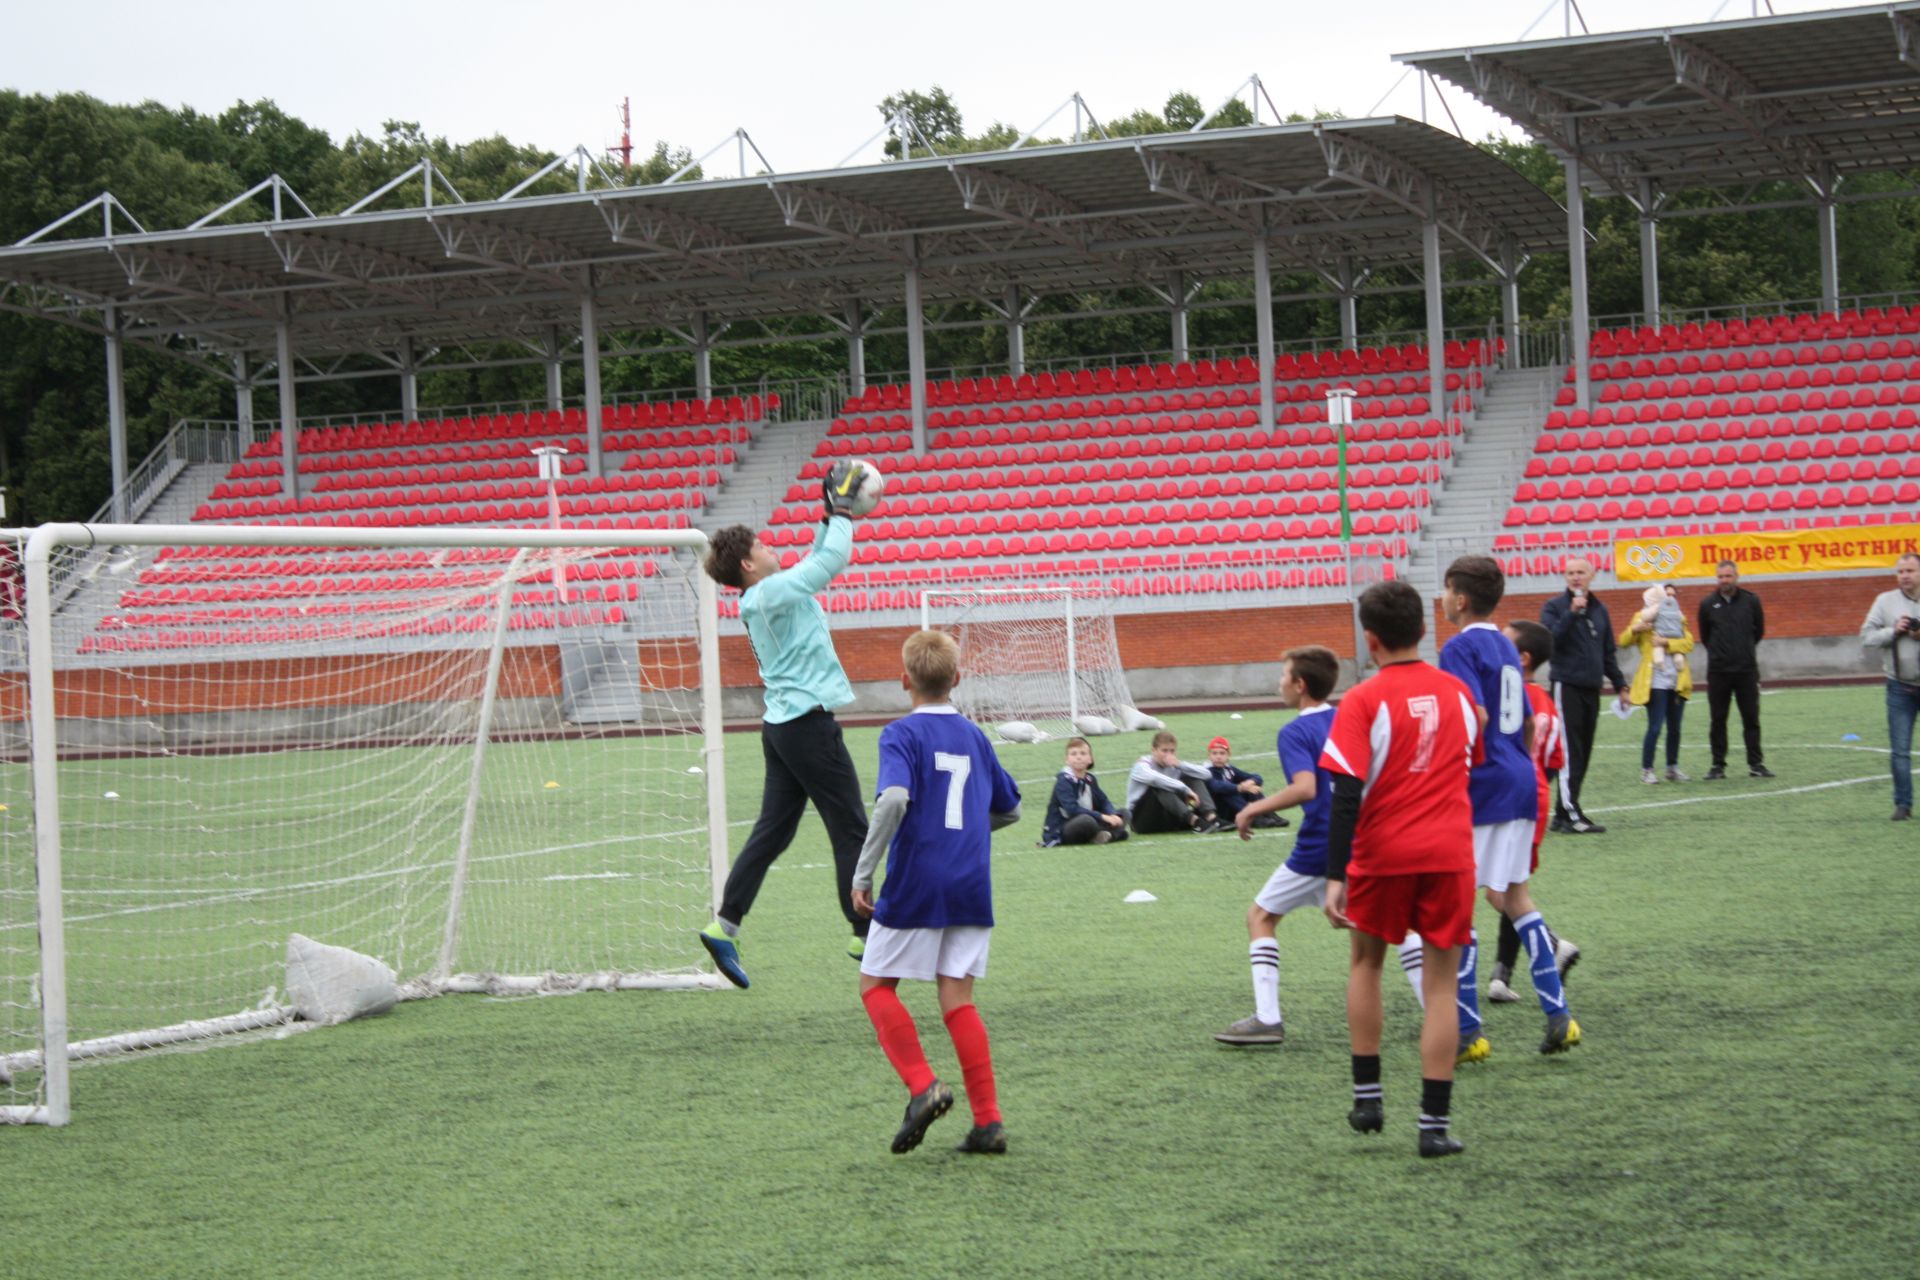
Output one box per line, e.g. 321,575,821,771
740,515,856,724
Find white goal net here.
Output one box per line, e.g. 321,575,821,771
920,583,1146,740
1,523,729,1126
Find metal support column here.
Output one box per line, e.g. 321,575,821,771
580,278,604,477
1500,243,1522,373
1004,284,1024,379
103,305,129,523
1565,149,1591,413
399,335,419,425
544,326,563,412
905,251,929,454
693,310,713,401
1168,271,1189,366
845,299,867,395
1817,189,1840,314
276,319,299,501
233,353,254,443
1337,256,1359,350
1423,218,1447,429
1252,234,1275,435
1638,179,1661,324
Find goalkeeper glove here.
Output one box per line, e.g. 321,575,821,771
821,459,869,522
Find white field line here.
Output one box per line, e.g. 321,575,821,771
1587,774,1884,814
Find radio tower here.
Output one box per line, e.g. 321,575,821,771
610,97,633,176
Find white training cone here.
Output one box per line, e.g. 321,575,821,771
1123,890,1158,904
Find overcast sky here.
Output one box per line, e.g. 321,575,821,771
5,0,1857,186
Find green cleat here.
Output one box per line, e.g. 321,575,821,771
847,935,866,961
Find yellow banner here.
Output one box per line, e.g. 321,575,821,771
1616,524,1920,581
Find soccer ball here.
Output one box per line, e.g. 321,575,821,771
843,457,886,517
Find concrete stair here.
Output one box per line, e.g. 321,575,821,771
1407,367,1559,595
1405,367,1558,661
700,418,836,532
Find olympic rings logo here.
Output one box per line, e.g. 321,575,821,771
1624,543,1686,576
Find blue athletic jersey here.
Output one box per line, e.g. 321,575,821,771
1277,704,1336,877
872,706,1022,930
1439,623,1540,824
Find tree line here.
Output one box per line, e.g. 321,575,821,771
0,87,1915,522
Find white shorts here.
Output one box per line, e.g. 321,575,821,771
1254,866,1328,917
859,922,992,981
1474,819,1537,891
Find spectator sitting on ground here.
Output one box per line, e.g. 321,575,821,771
1040,736,1130,846
1206,737,1288,829
1127,730,1224,835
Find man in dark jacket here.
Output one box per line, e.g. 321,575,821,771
1698,561,1771,780
1539,557,1627,833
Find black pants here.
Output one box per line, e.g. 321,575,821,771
1552,683,1601,824
1059,813,1130,845
719,709,869,935
1707,669,1764,769
1131,787,1212,834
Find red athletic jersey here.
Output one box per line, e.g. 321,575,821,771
1526,682,1564,853
1320,661,1482,877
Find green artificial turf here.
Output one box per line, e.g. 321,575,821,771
1,685,1912,1278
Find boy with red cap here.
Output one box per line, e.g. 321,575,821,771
1205,736,1287,830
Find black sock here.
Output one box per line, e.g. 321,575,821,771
1352,1054,1382,1105
1419,1077,1452,1132
1496,915,1521,971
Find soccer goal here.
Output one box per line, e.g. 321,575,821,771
2,523,730,1127
919,582,1152,740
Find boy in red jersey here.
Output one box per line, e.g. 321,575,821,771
1320,580,1481,1158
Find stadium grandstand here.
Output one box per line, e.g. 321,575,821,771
0,2,1915,697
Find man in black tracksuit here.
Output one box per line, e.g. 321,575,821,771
1698,560,1771,780
1540,557,1627,833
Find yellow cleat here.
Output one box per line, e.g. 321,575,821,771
1456,1032,1492,1065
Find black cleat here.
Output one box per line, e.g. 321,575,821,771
1348,1099,1384,1134
955,1121,1007,1154
1704,766,1727,781
890,1081,953,1154
1540,1013,1582,1055
1418,1129,1465,1158
1749,765,1775,779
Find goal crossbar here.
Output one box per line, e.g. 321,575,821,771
12,523,729,1127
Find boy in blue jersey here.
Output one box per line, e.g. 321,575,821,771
851,629,1023,1155
695,461,874,989
1217,646,1427,1046
1439,556,1581,1058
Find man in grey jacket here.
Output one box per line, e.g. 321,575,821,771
1861,552,1920,821
1127,730,1224,834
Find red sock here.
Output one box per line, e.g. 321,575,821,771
861,986,935,1094
943,1003,1000,1125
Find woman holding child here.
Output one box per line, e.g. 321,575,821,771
1619,585,1694,785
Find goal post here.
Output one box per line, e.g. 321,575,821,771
919,582,1148,740
5,523,730,1127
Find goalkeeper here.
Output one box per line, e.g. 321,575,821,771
696,460,876,988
